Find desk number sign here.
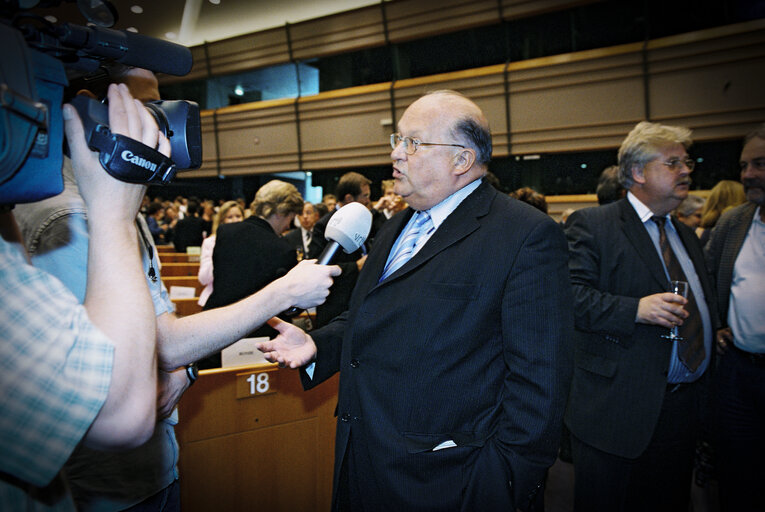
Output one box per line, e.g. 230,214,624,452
236,368,278,399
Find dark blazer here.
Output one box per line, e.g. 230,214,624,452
564,198,718,459
282,227,307,255
172,216,205,253
201,216,297,367
303,181,574,511
705,201,757,325
307,210,368,328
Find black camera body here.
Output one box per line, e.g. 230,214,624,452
0,2,200,204
70,95,201,184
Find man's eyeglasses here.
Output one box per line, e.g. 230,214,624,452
660,158,696,171
390,133,465,155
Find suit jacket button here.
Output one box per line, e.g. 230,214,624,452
350,359,360,368
341,413,351,422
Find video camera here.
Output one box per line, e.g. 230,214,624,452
0,0,202,205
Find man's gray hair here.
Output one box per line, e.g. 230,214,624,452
617,121,693,189
426,90,492,167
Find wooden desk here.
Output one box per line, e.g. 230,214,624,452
176,365,338,511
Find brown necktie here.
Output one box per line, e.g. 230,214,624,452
652,216,705,371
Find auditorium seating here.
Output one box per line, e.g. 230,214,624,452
176,365,339,511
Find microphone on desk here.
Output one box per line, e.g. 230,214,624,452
283,202,373,317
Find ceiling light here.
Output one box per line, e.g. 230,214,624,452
209,0,221,4
44,15,58,23
165,32,177,39
234,85,244,96
126,27,138,32
131,5,143,14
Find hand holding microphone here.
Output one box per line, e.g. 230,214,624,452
283,203,372,317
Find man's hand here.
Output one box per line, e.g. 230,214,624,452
716,327,733,354
65,83,171,223
256,318,317,368
636,292,688,329
156,367,190,419
275,259,341,309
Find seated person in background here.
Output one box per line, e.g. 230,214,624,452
283,200,320,259
373,179,407,219
696,179,746,245
202,180,306,368
674,194,705,231
198,200,244,307
2,82,161,511
145,201,168,244
322,193,337,212
161,204,179,244
596,164,626,205
510,186,548,214
200,200,215,236
172,198,205,252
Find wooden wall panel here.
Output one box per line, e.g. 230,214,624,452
183,19,764,177
299,86,393,169
646,24,765,141
160,0,599,85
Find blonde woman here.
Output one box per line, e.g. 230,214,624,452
696,179,746,245
200,180,303,368
197,200,244,306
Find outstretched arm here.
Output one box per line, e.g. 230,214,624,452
156,259,339,369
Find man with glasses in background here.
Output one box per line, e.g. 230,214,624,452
564,121,717,511
257,90,574,511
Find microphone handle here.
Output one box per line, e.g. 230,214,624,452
283,240,341,317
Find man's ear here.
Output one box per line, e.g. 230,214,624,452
452,148,476,176
630,165,646,185
343,193,355,205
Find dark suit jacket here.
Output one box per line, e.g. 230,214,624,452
172,216,205,253
303,181,574,511
564,198,718,459
307,209,370,328
201,216,297,367
705,201,757,325
282,227,307,255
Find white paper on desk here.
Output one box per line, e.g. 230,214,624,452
169,285,196,299
221,337,270,368
186,246,201,262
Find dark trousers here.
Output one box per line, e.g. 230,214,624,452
123,479,180,512
572,381,699,512
716,346,765,512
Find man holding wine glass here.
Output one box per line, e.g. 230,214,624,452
564,121,718,511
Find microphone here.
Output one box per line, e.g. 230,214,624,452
56,23,193,76
283,202,372,317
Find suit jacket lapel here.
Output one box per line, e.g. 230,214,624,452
367,181,493,290
617,199,668,290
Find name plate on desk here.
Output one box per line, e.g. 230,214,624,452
236,368,278,399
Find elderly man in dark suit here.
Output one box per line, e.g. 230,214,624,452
705,125,765,512
564,121,718,511
257,90,574,511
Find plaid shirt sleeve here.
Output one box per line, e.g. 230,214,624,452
0,240,114,488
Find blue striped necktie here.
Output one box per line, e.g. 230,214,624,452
380,211,433,281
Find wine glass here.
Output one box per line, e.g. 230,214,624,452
661,280,689,340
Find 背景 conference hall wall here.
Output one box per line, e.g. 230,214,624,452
157,0,764,180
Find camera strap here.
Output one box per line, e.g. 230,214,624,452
88,125,177,185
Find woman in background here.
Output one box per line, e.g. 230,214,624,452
197,200,244,307
200,181,303,368
696,180,745,245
